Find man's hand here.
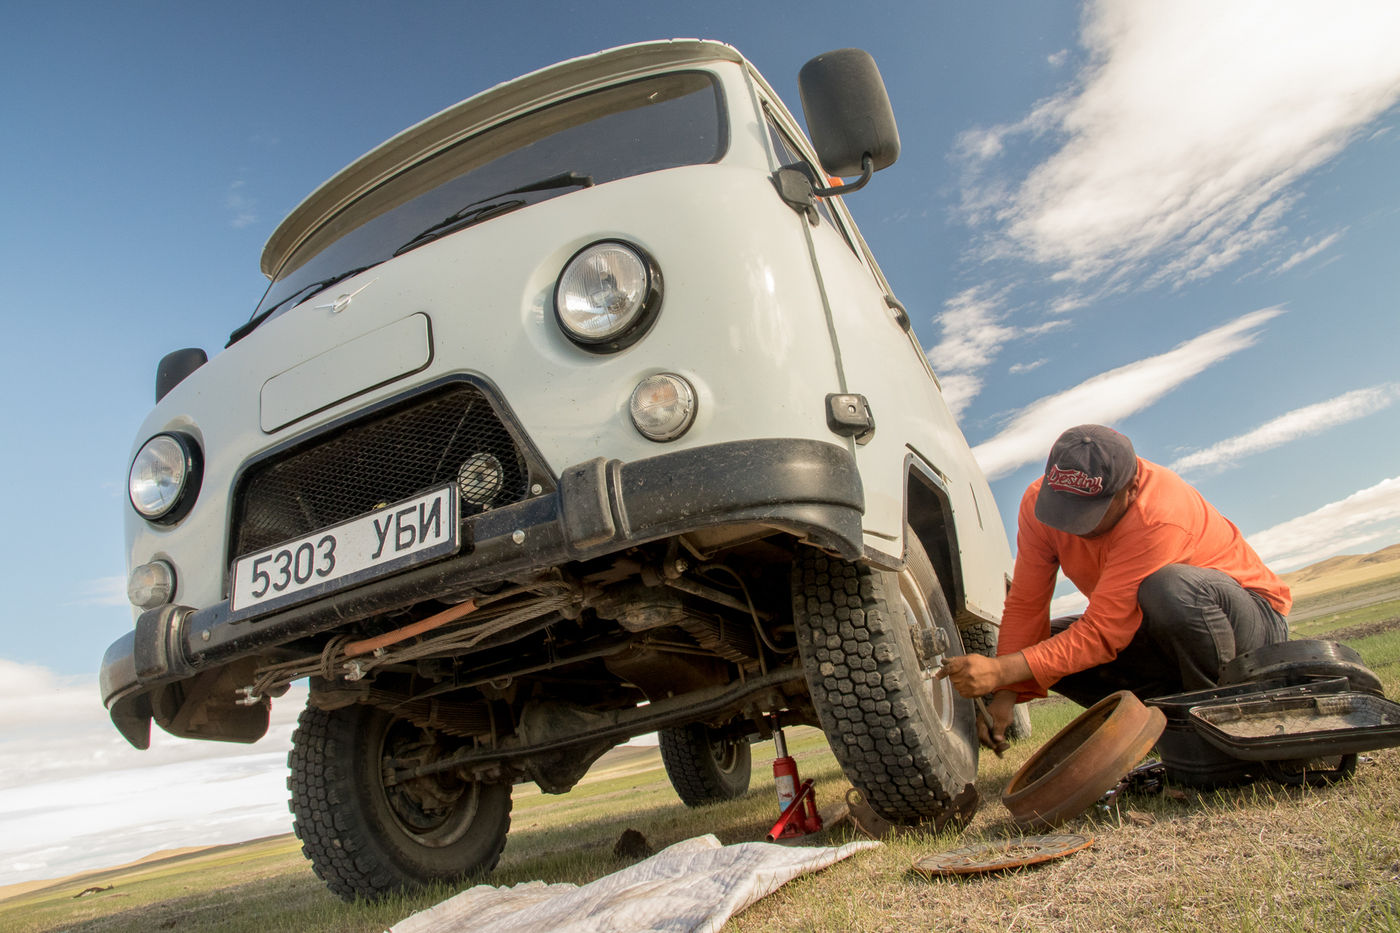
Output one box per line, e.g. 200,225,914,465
978,690,1017,751
936,653,1005,697
936,651,1033,698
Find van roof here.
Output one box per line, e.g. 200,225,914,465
260,39,749,279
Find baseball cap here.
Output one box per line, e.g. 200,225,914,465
1034,425,1138,535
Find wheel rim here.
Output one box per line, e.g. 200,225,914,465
900,569,955,731
378,718,481,848
710,737,741,774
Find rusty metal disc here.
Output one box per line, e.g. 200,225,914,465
912,833,1094,877
1002,690,1166,830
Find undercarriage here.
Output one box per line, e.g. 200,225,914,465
262,537,817,792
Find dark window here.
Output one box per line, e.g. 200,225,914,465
256,72,727,321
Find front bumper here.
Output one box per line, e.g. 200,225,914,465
101,437,863,748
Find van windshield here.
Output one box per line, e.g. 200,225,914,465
250,71,726,324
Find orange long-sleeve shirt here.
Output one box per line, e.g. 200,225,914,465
998,458,1290,698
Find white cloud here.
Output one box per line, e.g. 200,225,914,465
0,660,96,735
0,754,295,884
66,575,128,608
926,287,1016,375
1048,294,1089,315
925,290,1067,414
0,659,306,884
1009,358,1047,375
1170,383,1400,475
972,308,1281,479
959,1,1400,288
1248,475,1400,571
935,372,983,420
1274,231,1344,275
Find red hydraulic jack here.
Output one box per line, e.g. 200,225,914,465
766,718,822,841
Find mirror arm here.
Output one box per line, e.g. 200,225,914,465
811,154,874,197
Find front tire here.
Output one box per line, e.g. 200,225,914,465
288,702,511,901
793,533,979,824
659,722,752,806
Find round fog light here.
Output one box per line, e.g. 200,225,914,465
128,560,176,610
458,452,505,507
630,374,696,441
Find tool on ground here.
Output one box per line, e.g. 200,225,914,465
767,716,823,839
911,833,1095,878
1097,760,1167,809
973,696,1011,758
837,787,895,839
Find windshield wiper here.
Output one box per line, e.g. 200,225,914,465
227,263,379,346
229,173,594,345
394,171,594,257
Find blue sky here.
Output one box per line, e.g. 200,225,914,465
3,0,1399,885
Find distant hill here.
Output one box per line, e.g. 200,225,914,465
0,839,262,903
1281,541,1400,598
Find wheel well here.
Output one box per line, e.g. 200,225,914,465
905,468,965,621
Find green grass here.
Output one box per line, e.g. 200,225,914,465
5,579,1399,932
1291,597,1400,639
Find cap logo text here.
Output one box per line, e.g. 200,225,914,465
1047,466,1103,496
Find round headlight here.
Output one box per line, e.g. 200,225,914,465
630,373,696,441
129,433,199,521
554,241,662,351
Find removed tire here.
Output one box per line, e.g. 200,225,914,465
659,722,752,806
1219,639,1383,695
793,532,978,824
958,618,1033,742
289,702,512,901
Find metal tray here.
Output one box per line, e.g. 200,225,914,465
1147,677,1350,719
1190,692,1400,760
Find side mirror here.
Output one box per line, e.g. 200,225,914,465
155,348,208,402
798,48,900,179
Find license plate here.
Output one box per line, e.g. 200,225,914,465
230,485,459,617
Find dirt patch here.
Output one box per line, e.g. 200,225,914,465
1328,615,1400,642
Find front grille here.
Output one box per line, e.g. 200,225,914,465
231,383,532,559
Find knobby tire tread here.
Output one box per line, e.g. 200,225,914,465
793,549,965,823
658,724,751,807
288,704,511,901
289,705,373,900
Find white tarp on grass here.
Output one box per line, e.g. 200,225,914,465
389,833,879,933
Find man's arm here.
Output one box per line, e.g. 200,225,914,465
990,484,1061,700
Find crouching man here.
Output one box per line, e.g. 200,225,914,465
939,424,1290,750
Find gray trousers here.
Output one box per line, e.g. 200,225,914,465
1049,564,1289,706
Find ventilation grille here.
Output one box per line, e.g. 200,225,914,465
231,384,530,559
